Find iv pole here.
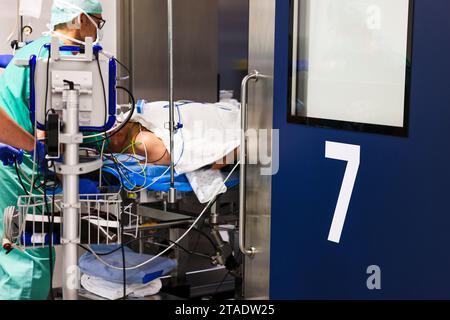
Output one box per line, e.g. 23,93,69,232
167,0,177,205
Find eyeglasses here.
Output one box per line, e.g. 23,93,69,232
89,14,106,30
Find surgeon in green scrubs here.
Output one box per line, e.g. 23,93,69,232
0,0,105,300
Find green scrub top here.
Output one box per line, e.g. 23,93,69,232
0,36,53,300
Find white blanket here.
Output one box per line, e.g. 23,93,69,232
130,101,241,174
81,274,162,300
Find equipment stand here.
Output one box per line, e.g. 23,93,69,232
61,87,81,300
57,85,103,300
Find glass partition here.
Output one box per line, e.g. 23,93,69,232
289,0,413,136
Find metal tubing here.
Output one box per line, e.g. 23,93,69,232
62,90,80,300
19,16,24,43
210,206,225,251
239,71,259,257
167,0,177,203
16,0,21,43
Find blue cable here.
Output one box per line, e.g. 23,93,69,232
174,103,185,166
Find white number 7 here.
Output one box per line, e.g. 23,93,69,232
325,141,361,244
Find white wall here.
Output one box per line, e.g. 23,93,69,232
99,0,117,55
0,0,117,56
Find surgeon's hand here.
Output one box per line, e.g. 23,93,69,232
0,143,23,166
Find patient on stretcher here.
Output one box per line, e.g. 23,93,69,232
108,101,241,174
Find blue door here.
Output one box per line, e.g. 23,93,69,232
270,0,450,299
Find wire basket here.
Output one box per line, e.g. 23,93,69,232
9,193,139,249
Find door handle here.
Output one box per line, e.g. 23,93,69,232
239,71,260,257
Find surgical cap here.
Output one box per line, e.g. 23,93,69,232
50,0,103,30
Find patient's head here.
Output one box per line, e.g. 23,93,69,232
108,123,134,153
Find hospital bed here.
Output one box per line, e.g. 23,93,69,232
95,98,243,297
97,155,241,299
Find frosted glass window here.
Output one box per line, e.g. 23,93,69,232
289,0,413,135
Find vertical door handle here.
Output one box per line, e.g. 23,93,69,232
239,71,260,257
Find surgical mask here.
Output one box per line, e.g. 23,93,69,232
49,30,98,47
96,29,104,43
